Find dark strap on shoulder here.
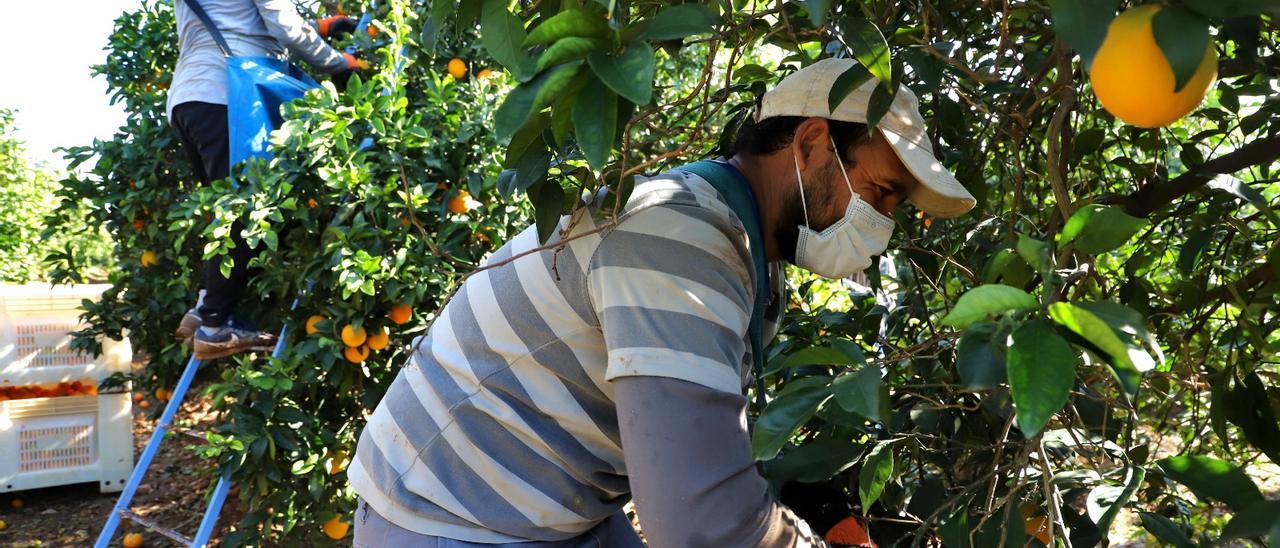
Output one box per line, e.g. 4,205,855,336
182,0,233,57
676,160,770,405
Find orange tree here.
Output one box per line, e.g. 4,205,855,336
48,0,1280,544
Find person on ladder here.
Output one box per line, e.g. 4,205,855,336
167,0,366,359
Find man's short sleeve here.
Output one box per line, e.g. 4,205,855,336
587,202,754,394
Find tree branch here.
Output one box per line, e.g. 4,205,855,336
1119,135,1280,218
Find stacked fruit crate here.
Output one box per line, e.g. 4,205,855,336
0,284,133,494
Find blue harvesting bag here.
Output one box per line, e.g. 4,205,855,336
226,57,319,165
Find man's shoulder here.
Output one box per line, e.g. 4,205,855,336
617,167,740,232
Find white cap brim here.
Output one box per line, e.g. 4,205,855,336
882,131,976,218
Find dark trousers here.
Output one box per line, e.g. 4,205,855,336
171,101,258,328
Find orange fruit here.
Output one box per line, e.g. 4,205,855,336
122,532,144,547
1089,5,1217,128
448,191,473,214
154,388,169,401
10,497,24,509
366,327,389,351
133,392,144,402
141,250,158,267
367,25,379,38
138,400,150,409
307,198,318,209
305,315,325,335
0,519,6,531
322,516,349,540
388,303,412,325
328,450,349,475
132,218,145,231
823,516,872,546
1025,514,1051,545
447,58,468,79
477,68,494,80
344,344,370,364
341,325,367,347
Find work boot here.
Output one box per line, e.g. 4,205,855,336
193,317,277,360
174,289,207,343
174,308,202,343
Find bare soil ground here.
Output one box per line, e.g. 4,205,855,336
0,387,236,547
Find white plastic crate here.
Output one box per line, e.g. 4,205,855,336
0,283,132,387
0,392,133,493
0,284,135,493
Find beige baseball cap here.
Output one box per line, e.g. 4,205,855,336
757,58,976,218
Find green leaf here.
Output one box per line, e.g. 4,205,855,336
842,18,892,87
1007,320,1076,436
1222,501,1280,540
1048,0,1117,68
572,76,618,171
1048,302,1150,397
1074,300,1164,367
1180,0,1280,18
805,0,831,25
1208,175,1280,226
768,439,865,484
1223,372,1280,464
1138,512,1194,548
1087,466,1146,536
503,113,551,168
858,442,894,510
941,284,1038,328
1059,204,1150,255
828,64,872,114
480,0,536,80
534,63,585,112
536,37,606,73
1152,5,1212,92
865,78,898,128
524,8,610,47
532,180,565,244
1177,228,1214,275
1016,233,1053,277
766,344,863,375
1157,455,1265,512
495,76,545,143
639,4,718,41
751,378,831,460
832,365,881,423
588,43,656,105
955,321,1007,390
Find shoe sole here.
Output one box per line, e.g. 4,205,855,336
194,344,277,360
174,312,203,343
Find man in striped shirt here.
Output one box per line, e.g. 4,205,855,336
350,58,976,547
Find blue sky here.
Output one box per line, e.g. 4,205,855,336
0,0,143,168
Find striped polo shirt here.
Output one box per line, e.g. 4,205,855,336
349,165,786,542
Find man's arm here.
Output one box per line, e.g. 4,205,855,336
615,376,828,548
251,0,349,73
586,195,826,547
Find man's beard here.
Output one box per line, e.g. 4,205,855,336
776,159,840,263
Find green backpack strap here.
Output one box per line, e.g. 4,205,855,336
676,160,771,398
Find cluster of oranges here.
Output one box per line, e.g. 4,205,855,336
0,380,98,401
306,303,412,364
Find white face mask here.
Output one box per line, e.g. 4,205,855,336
793,137,896,279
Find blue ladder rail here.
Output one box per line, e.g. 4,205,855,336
94,322,293,548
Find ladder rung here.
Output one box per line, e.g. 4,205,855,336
172,426,209,441
120,507,193,545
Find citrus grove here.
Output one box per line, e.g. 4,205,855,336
38,0,1280,544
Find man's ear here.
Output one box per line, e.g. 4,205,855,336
791,118,831,172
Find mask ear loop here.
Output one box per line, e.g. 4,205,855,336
793,154,811,228
829,135,857,199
